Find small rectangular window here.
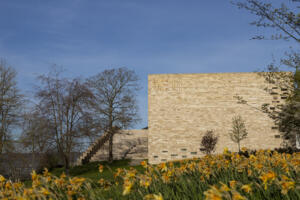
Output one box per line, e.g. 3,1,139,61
275,135,280,138
191,152,197,155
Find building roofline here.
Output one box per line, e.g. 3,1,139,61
148,71,293,76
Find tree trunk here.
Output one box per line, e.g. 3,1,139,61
108,104,113,163
238,142,240,153
108,132,113,163
64,154,70,174
0,140,3,154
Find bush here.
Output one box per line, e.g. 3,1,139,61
37,152,61,173
200,130,218,155
274,147,300,154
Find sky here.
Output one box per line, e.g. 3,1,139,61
0,0,297,129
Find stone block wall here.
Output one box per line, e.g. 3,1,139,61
148,72,289,164
90,129,148,162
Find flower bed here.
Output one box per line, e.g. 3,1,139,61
0,148,299,199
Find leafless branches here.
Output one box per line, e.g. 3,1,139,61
0,60,24,154
86,67,140,162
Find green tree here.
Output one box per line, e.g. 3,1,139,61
229,115,248,152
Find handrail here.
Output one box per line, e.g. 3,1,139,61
75,131,111,165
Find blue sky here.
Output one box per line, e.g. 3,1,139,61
0,0,296,129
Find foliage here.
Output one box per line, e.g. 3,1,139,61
229,115,248,152
259,54,300,148
1,149,299,199
200,130,218,155
37,152,62,173
275,101,300,148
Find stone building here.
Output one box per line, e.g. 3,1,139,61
77,72,290,165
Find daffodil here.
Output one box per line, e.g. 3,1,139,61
31,171,37,181
141,161,148,168
153,193,163,200
158,163,167,172
122,181,133,195
220,182,230,192
41,187,50,195
60,173,66,179
241,184,252,193
204,186,222,200
43,168,50,177
99,165,104,173
229,180,237,189
144,193,163,200
280,181,295,194
232,192,246,200
259,171,276,190
0,175,5,182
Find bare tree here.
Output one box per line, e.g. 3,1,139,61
20,109,56,154
0,60,23,154
19,108,57,171
34,67,93,169
229,115,248,152
86,67,140,163
232,0,300,42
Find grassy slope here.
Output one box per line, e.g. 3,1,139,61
50,159,145,183
23,159,145,187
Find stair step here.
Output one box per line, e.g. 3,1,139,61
75,131,112,165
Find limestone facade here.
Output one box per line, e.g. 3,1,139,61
90,129,148,162
148,72,288,164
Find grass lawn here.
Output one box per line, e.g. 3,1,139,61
23,159,145,187
51,159,145,183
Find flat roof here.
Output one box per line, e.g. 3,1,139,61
148,71,292,76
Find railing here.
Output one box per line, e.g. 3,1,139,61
75,131,111,165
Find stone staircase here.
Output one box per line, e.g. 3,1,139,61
74,129,148,166
75,131,111,165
